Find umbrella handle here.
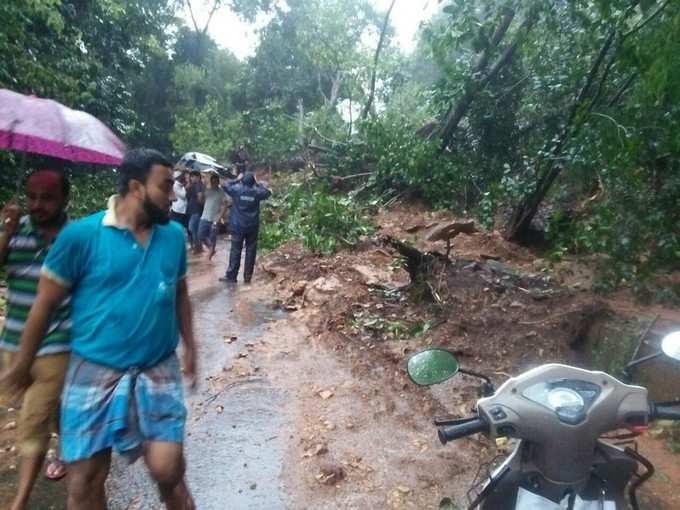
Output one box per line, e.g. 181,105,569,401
16,151,27,194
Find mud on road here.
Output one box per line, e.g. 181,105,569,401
1,205,679,509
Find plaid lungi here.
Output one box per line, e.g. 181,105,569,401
60,353,187,463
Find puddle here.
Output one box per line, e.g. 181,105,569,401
107,284,289,509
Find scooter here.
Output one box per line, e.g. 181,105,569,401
407,332,680,509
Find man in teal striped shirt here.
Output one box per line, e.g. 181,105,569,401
0,167,70,510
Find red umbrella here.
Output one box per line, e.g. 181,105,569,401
0,89,125,165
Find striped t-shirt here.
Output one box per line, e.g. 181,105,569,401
0,216,70,355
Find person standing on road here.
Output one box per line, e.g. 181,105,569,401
185,170,204,254
198,173,228,261
170,170,188,230
220,172,271,284
0,167,71,510
0,149,197,510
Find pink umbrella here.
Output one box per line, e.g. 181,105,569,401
0,88,126,166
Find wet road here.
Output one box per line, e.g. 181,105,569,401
107,282,289,510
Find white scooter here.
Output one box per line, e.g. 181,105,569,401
407,332,680,509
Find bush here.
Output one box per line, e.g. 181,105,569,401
259,182,374,255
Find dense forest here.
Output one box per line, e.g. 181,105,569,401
1,0,679,297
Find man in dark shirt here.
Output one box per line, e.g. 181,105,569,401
219,173,271,283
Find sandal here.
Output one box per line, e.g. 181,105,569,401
45,458,67,481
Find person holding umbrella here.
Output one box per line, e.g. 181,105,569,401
0,164,71,510
1,89,126,509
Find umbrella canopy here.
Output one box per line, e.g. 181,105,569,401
177,151,233,177
0,88,126,166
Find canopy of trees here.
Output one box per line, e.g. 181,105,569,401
1,0,679,294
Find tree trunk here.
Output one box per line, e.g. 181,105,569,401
361,0,397,121
438,10,537,151
505,29,617,242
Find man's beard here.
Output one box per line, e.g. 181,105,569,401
30,210,65,228
143,196,170,226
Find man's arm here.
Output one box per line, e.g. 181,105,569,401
176,278,197,388
255,183,272,201
217,197,230,224
0,277,69,392
224,181,239,198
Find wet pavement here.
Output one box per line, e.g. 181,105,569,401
107,281,289,510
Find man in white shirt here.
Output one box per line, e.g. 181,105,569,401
198,173,228,260
170,170,188,230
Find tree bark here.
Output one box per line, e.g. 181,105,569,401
185,0,222,65
505,29,617,243
438,10,537,151
361,0,397,121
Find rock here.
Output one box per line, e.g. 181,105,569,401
249,483,257,490
236,352,248,359
215,405,224,414
224,336,237,344
305,276,343,304
351,264,409,289
312,276,342,293
509,301,525,309
425,220,477,242
292,281,308,297
302,443,329,458
396,486,411,494
316,465,345,485
318,390,334,400
2,421,17,431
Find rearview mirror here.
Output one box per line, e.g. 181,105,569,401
661,332,680,361
407,349,460,386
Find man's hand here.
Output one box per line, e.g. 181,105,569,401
181,344,197,390
1,197,21,236
0,362,31,403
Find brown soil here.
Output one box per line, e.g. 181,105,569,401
0,200,678,509
258,202,680,509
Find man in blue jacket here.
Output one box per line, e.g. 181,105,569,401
220,172,271,283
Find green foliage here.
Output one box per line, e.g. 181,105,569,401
589,321,639,379
259,182,374,255
335,117,481,210
68,170,117,219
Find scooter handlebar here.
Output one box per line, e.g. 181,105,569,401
650,401,680,421
438,417,489,444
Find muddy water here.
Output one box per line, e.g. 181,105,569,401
107,283,289,510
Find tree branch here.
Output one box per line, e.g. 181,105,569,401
186,0,201,33
623,0,672,39
608,72,638,107
439,11,537,151
361,0,397,121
